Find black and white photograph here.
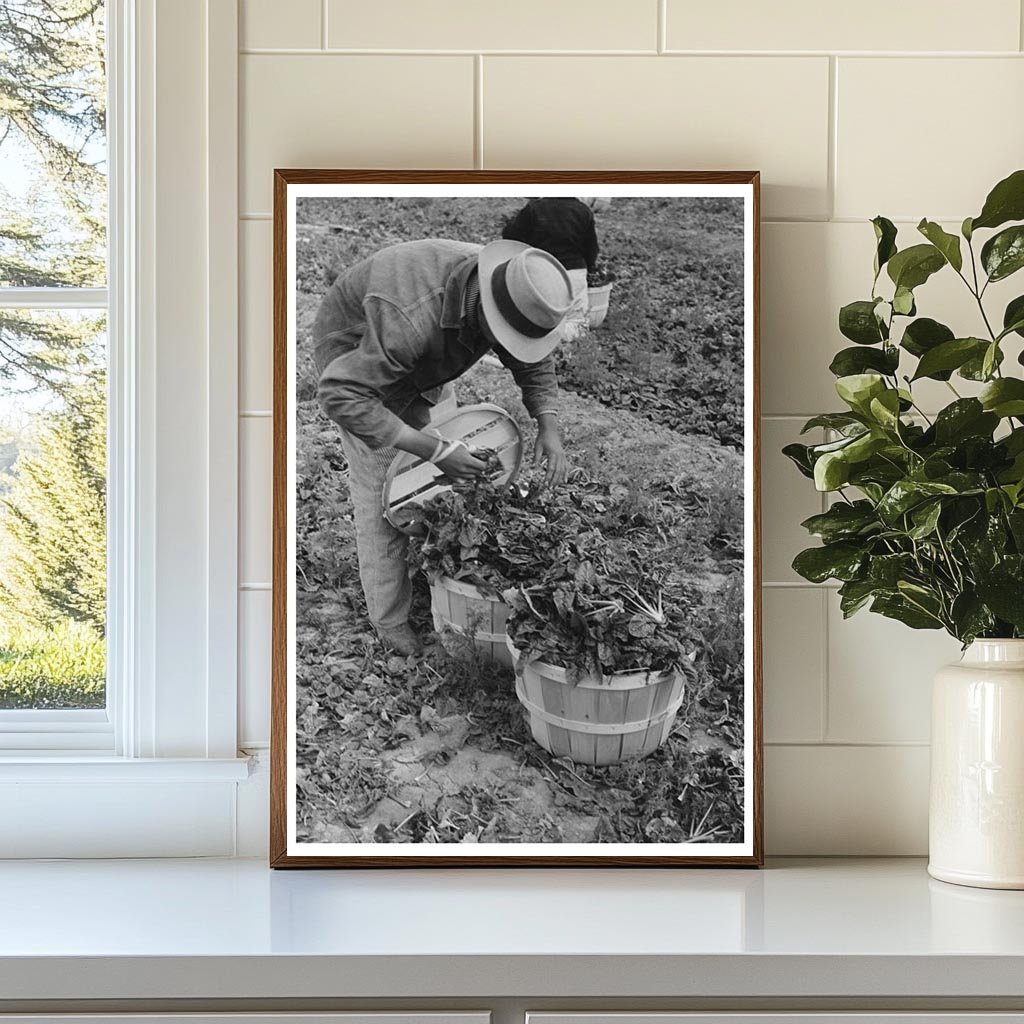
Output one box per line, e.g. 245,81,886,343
273,173,761,866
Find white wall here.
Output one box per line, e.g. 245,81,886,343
234,0,1024,855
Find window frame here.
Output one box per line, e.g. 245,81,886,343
0,0,247,829
0,5,119,750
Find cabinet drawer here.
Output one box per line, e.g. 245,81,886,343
528,1016,1024,1024
0,1016,490,1024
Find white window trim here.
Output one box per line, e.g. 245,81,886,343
0,0,249,855
1,0,135,755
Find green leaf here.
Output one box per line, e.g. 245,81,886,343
917,219,963,272
839,299,886,345
976,578,1024,629
982,341,1001,381
892,286,916,316
868,389,902,430
782,442,815,479
1006,427,1024,456
868,552,915,587
960,344,1004,381
800,413,866,435
871,594,943,630
835,373,886,413
981,225,1024,283
962,216,974,241
877,479,958,524
979,378,1024,418
908,500,942,540
900,317,954,360
1003,295,1024,339
950,592,995,644
792,543,866,584
829,345,899,378
932,470,986,494
856,482,886,504
933,399,999,444
985,486,1008,514
814,451,850,491
872,216,898,277
970,168,1024,232
810,433,865,456
887,243,946,291
847,432,889,462
801,501,880,543
838,579,885,618
849,461,907,492
912,338,988,381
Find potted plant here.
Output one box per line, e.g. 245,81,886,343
503,539,696,767
586,255,617,329
784,169,1024,888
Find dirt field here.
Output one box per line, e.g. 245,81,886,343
293,197,747,845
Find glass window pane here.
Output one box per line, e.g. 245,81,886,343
0,1,107,289
0,309,105,709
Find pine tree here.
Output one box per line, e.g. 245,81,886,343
0,0,106,392
0,373,105,633
0,2,107,642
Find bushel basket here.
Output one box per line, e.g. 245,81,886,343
507,637,686,766
430,576,513,667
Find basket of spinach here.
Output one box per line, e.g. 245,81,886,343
502,536,698,683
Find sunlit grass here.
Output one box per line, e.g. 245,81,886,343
0,620,105,709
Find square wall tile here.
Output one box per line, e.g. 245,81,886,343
763,221,1023,416
328,0,657,51
240,416,273,586
766,744,929,854
241,0,321,49
827,598,961,744
239,589,272,746
836,58,1024,221
241,55,474,213
762,587,825,743
483,56,830,219
666,0,1020,52
760,417,823,584
240,219,273,411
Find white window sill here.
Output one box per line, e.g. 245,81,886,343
0,755,252,782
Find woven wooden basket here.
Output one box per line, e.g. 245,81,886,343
429,576,514,667
507,637,685,766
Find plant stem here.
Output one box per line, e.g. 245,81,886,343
966,235,999,342
935,528,965,592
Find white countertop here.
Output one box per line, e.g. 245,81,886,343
1,857,1024,1002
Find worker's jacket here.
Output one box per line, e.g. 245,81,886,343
313,239,559,449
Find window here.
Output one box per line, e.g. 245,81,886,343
0,0,246,859
0,0,110,744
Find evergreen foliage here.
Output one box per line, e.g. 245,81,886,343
0,1,107,703
0,374,106,633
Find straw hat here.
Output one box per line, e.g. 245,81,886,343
478,240,573,364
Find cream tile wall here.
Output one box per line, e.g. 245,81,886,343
236,0,1024,854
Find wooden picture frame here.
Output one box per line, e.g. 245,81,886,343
271,170,763,867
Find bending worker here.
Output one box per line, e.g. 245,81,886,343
313,237,573,656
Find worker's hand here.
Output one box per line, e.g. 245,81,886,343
534,422,568,487
437,444,489,481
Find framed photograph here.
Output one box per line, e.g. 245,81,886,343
271,170,762,867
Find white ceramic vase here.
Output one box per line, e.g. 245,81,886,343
929,639,1024,889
